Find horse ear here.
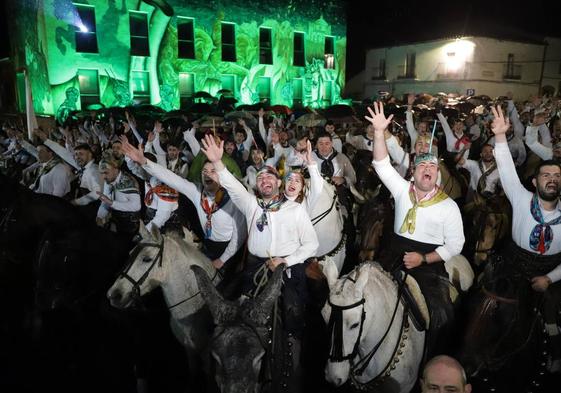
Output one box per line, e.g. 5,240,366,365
319,257,339,288
353,264,370,295
191,265,237,324
150,224,162,243
138,222,152,241
246,264,286,325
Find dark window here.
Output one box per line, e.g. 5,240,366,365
293,78,303,105
293,32,305,67
506,53,515,76
259,27,273,65
177,17,195,59
179,72,194,108
221,23,236,62
74,4,98,53
130,11,149,56
379,58,386,78
405,53,416,78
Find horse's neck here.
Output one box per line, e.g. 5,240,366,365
360,267,408,377
161,236,214,318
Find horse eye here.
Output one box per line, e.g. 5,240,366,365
142,256,152,263
350,322,359,329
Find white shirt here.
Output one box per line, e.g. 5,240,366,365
345,131,375,151
493,141,561,282
144,177,179,233
97,171,141,218
437,113,470,160
74,160,103,206
372,155,465,262
461,159,501,194
525,126,554,160
218,166,318,266
143,160,246,262
31,160,72,197
312,150,356,186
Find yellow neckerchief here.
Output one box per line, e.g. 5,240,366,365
399,183,449,234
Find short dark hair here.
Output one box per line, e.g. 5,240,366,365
325,120,334,127
234,127,247,138
74,143,92,153
534,160,561,178
316,131,332,141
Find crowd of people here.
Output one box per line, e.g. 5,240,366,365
1,90,560,391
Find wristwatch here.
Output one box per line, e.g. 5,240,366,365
421,254,428,265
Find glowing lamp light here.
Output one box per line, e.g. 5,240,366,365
443,38,475,73
79,24,89,33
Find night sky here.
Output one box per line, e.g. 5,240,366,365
345,0,561,78
0,1,560,79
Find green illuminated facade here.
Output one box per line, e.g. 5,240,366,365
7,0,347,122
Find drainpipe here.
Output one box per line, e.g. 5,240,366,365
538,39,548,96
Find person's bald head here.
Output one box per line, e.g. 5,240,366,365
421,355,471,393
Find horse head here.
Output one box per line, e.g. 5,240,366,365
352,150,381,197
322,263,370,387
107,223,165,309
460,257,521,377
357,187,393,261
192,264,285,393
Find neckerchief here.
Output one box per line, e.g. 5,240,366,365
201,188,230,238
33,158,61,190
476,160,497,195
529,193,561,254
256,194,286,232
453,133,471,151
318,150,338,178
145,183,179,206
399,183,449,234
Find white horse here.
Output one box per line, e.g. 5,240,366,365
310,179,346,272
106,224,220,376
321,261,425,392
320,255,474,392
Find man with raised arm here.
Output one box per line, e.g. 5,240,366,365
367,101,464,357
200,134,318,390
489,105,561,372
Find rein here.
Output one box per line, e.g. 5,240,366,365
311,188,338,226
326,266,411,388
167,269,221,310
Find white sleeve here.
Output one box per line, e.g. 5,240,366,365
111,190,141,212
538,124,552,148
20,139,39,159
461,159,479,179
493,141,527,202
258,117,267,143
183,128,200,156
152,132,167,157
526,125,552,160
332,137,343,153
217,166,255,217
435,204,465,262
372,155,409,198
242,125,255,152
406,110,418,146
305,163,324,208
341,154,356,185
218,206,246,263
146,198,176,230
437,112,455,152
96,182,111,219
546,265,561,284
142,160,199,202
129,123,144,144
51,165,71,197
513,139,526,167
507,100,525,140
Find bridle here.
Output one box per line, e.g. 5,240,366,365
326,268,410,389
117,237,220,310
118,238,165,307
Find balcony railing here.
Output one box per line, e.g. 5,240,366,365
370,67,386,80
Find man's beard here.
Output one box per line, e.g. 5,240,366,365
538,182,560,202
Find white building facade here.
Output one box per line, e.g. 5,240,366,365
346,36,561,101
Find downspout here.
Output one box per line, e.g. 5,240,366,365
538,39,548,96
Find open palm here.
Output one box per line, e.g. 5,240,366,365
365,102,394,132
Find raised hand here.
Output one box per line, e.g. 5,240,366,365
200,134,224,163
296,140,313,165
153,120,163,134
490,105,510,136
365,102,394,133
119,135,147,164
